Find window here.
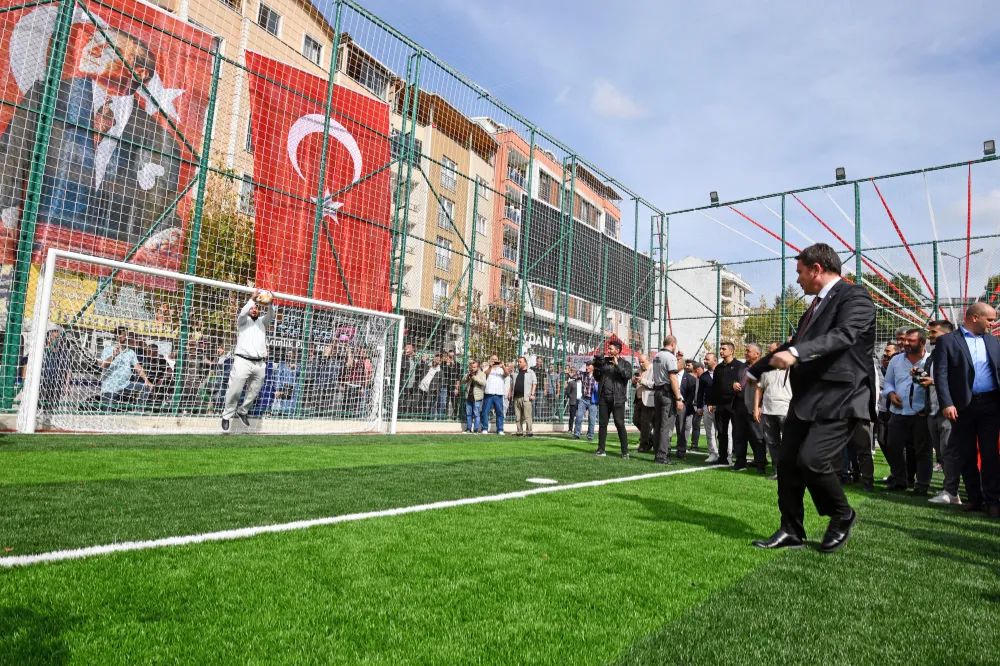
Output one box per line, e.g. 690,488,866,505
390,129,422,166
303,35,323,66
575,194,599,228
477,176,490,198
238,174,255,215
571,297,592,324
433,278,449,309
475,213,487,235
438,197,454,230
441,156,457,191
605,215,619,238
346,54,389,99
435,238,452,271
244,116,253,153
532,285,555,312
474,251,485,273
215,0,239,12
257,3,281,36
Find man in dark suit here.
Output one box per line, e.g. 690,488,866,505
675,354,698,458
698,353,718,463
748,243,876,553
0,28,181,250
932,302,1000,517
708,341,745,467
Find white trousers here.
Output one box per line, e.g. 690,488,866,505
222,356,266,420
704,411,718,455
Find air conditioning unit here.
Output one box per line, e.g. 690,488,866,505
449,323,463,336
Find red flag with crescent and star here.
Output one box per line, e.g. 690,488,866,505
245,51,392,312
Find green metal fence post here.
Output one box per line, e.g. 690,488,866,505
715,263,722,352
558,155,578,370
463,181,479,374
171,38,224,412
1,0,75,407
664,215,669,338
395,52,423,315
296,0,345,416
648,215,655,350
517,129,536,360
780,194,787,341
854,181,862,285
630,198,638,363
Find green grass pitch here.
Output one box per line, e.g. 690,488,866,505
1,431,998,665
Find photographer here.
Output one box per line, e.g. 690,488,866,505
881,328,933,495
592,339,633,458
482,355,507,435
463,360,487,433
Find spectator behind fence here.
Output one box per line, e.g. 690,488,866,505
633,354,655,453
881,328,933,494
564,365,582,434
573,362,598,441
482,355,506,435
919,320,961,505
932,302,1000,518
510,357,536,437
463,361,486,434
99,326,153,409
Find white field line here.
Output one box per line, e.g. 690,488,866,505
0,464,725,568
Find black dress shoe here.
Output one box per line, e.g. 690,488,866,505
635,447,653,454
654,458,676,466
862,482,875,493
989,506,1000,519
732,464,748,472
819,509,857,553
962,502,987,513
752,529,805,550
221,419,230,432
237,413,250,427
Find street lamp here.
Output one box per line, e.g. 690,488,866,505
942,248,983,311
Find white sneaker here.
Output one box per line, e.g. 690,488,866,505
705,454,719,464
928,491,961,505
497,431,505,436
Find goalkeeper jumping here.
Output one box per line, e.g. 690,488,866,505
222,289,274,431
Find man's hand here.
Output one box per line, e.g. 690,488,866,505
769,351,798,369
675,400,684,413
889,392,903,409
917,376,933,388
528,395,534,402
732,382,742,393
610,356,619,365
753,406,761,423
942,406,958,422
707,405,714,416
697,408,703,416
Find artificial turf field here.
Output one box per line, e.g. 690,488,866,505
1,431,998,665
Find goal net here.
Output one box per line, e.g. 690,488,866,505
17,249,404,435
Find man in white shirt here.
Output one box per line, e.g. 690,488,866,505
755,342,792,480
482,355,507,435
222,290,274,431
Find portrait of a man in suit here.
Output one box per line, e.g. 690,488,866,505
0,25,181,253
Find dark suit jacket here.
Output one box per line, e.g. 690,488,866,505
749,279,876,421
696,371,713,409
679,372,698,406
932,328,1000,411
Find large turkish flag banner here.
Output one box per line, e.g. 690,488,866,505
245,51,392,312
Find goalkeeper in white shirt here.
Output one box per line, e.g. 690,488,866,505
222,289,274,431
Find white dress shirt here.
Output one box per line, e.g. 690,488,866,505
790,276,841,358
233,299,274,359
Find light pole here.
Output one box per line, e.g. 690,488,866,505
942,248,983,316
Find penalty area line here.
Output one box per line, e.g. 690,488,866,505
0,464,725,569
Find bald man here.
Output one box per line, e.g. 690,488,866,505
932,302,1000,518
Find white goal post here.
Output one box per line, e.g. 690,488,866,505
17,249,404,435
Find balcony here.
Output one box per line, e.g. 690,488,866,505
507,167,526,189
504,204,522,224
502,246,519,264
500,286,515,301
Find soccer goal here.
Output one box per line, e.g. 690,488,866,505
17,249,404,435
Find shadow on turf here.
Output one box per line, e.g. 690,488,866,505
617,494,759,540
0,606,74,665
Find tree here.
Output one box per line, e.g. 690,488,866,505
739,285,807,347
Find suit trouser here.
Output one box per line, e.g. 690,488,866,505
847,420,875,487
763,413,785,475
713,404,735,463
653,389,677,461
567,399,578,434
731,402,764,470
222,356,266,420
514,396,533,434
953,392,1000,507
597,399,629,455
887,413,933,492
690,411,702,449
674,408,688,455
928,412,960,496
633,401,654,449
703,411,718,456
778,413,857,538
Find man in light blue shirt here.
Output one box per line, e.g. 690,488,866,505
881,328,933,493
99,326,153,408
962,325,1000,395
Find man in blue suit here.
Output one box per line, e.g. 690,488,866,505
932,302,1000,518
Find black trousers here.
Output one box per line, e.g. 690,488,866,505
598,399,629,455
713,404,736,464
733,401,766,471
674,408,688,455
886,413,933,492
847,420,875,487
953,392,1000,507
778,413,856,538
691,411,702,449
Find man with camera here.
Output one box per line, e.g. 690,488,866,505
881,328,933,494
482,355,507,435
593,339,633,458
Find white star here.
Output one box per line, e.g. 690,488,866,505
312,190,343,225
138,72,184,121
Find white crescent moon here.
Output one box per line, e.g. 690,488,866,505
287,113,363,185
9,6,108,94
